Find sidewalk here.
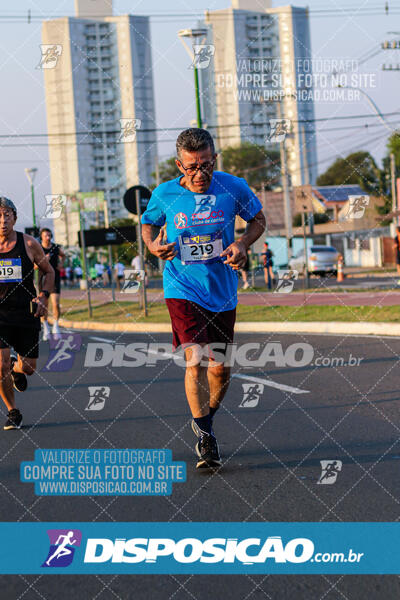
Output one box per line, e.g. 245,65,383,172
59,287,400,307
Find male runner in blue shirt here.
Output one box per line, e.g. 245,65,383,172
142,128,265,469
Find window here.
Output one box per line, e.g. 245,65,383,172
360,238,370,250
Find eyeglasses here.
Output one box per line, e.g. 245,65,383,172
178,159,215,176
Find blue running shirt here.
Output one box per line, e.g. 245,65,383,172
141,172,262,312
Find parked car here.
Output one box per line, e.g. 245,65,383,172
288,245,340,276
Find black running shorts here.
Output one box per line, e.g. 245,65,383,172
0,325,40,358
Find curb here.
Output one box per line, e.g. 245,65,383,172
54,318,399,337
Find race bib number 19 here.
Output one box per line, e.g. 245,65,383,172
0,258,22,282
179,232,223,265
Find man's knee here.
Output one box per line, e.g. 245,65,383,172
183,343,206,367
186,363,207,380
208,362,230,380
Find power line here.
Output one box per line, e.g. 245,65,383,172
0,111,398,141
0,6,397,24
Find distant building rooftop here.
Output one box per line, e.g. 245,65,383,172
314,185,365,204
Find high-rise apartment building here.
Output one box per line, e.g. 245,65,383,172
201,0,317,187
42,0,157,245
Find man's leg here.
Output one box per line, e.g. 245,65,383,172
207,360,231,414
51,293,60,321
184,344,221,467
184,343,209,418
51,293,61,337
0,348,15,411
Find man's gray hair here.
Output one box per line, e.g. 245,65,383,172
0,197,17,217
176,128,215,159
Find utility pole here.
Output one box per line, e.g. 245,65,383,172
78,198,92,318
135,189,148,316
277,102,292,260
391,152,398,224
103,191,115,302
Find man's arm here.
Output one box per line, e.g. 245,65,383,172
142,224,177,261
220,210,266,270
26,236,55,317
58,246,66,268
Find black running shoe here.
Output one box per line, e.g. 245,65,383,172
195,433,221,469
10,357,27,392
4,409,23,430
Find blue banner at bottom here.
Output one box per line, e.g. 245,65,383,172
0,522,397,574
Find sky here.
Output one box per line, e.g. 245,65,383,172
0,0,398,227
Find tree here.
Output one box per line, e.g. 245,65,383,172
316,151,382,195
221,142,280,190
109,217,138,265
387,131,400,171
151,157,180,188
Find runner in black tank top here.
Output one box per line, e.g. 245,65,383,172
39,228,65,340
0,198,55,431
0,231,40,329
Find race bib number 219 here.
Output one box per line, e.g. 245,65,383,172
179,232,223,265
0,258,22,282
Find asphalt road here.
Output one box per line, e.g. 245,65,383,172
1,330,400,599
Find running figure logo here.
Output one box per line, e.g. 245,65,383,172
275,270,298,293
42,194,67,219
42,333,82,372
121,269,145,293
239,383,264,408
190,45,215,70
37,44,63,69
317,460,343,484
268,119,291,143
344,195,370,220
119,118,142,143
86,386,110,411
42,529,82,568
192,195,216,219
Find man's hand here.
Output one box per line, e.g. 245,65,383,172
220,240,247,270
147,228,177,261
33,292,49,318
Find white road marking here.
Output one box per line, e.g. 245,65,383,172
232,373,309,394
89,339,309,394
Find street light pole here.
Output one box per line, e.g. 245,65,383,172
178,28,208,129
193,65,202,128
24,168,38,229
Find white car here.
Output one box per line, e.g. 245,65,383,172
289,245,340,276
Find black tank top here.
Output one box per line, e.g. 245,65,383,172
0,231,40,329
42,242,59,270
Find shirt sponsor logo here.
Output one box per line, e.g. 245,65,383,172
174,212,188,229
191,195,224,225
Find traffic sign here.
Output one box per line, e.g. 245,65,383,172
123,185,151,215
